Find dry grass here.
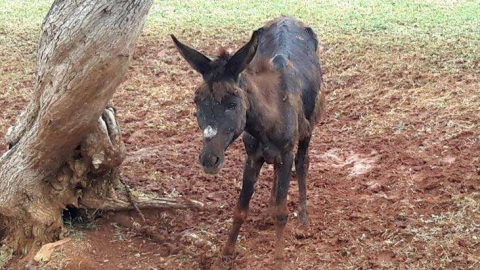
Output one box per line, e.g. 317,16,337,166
0,246,12,269
379,194,480,269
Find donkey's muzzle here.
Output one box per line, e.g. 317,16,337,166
199,151,224,174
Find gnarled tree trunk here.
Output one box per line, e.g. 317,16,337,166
0,0,153,254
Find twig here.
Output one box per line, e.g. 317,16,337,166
118,173,146,223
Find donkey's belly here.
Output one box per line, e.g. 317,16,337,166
261,143,282,164
243,131,288,164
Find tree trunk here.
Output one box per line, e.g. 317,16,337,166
0,0,153,254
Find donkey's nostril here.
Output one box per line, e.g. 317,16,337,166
206,156,220,167
200,152,221,168
213,156,220,166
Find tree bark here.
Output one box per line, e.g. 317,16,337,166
0,0,153,254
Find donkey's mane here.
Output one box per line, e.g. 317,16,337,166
195,80,241,102
193,48,240,102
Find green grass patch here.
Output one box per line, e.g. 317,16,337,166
2,0,477,77
0,0,51,31
148,0,480,35
146,0,480,61
2,0,479,39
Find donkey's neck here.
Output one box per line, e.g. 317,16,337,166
240,72,282,141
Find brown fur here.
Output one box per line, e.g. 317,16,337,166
248,57,274,73
310,88,326,127
294,19,307,28
264,19,278,28
218,47,233,58
285,59,294,69
195,81,241,102
243,68,282,127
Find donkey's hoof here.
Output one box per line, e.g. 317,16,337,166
213,251,236,270
273,256,285,269
221,247,235,257
212,258,229,270
298,211,310,226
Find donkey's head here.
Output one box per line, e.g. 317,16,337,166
172,32,259,174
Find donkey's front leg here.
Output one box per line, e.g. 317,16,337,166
273,151,294,265
222,155,264,256
268,169,277,216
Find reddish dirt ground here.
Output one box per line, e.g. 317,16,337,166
2,35,479,269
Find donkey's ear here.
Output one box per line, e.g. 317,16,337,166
225,31,259,80
171,35,212,75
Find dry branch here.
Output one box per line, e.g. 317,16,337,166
80,196,204,211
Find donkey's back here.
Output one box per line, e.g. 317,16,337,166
252,17,323,126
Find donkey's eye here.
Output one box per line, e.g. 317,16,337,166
226,103,237,111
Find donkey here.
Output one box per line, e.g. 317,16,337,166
172,16,325,264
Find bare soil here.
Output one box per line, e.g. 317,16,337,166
2,35,479,269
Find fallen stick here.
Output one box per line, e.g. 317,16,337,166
118,173,146,222
80,194,204,211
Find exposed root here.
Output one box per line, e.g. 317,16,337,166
80,195,204,211
74,106,203,215
118,173,146,223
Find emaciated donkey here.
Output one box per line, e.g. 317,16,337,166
172,16,325,264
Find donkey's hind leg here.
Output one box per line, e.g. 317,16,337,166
295,136,311,225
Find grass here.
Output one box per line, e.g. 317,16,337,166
391,194,480,269
0,246,12,269
2,1,479,46
1,1,478,91
63,210,98,240
146,0,480,73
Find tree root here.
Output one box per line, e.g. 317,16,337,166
80,194,204,212
118,173,146,222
